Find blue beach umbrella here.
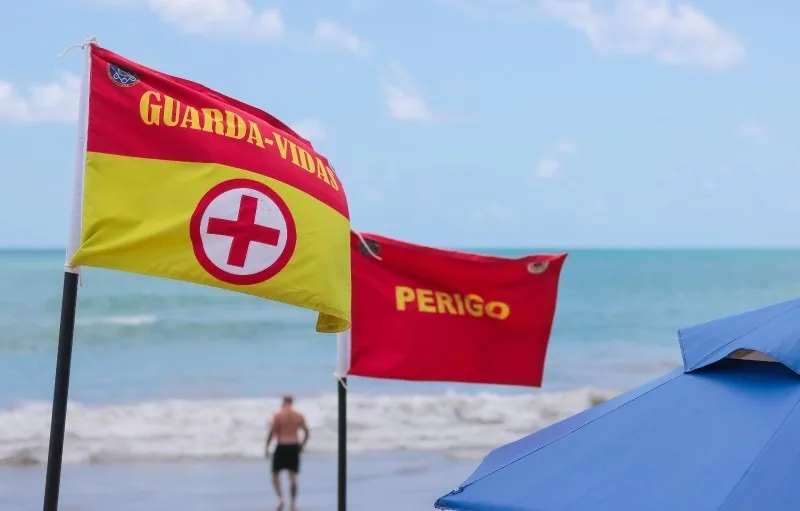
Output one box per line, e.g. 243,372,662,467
435,298,800,511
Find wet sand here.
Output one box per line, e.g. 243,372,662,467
0,452,476,511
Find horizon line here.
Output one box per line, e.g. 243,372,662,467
3,245,800,252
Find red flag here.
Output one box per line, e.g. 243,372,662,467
347,233,567,387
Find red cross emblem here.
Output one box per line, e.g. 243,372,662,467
190,179,297,285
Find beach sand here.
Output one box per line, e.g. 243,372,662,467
0,452,475,511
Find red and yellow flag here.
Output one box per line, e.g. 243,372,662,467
69,44,351,332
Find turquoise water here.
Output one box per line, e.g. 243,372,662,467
1,249,800,467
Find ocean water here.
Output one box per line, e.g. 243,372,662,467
2,249,800,509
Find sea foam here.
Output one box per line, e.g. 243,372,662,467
0,389,614,465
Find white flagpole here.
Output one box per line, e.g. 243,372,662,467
336,329,351,379
63,37,93,273
43,37,94,511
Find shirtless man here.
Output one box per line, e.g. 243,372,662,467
266,395,309,510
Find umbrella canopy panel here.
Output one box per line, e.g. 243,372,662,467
436,360,800,511
436,297,800,511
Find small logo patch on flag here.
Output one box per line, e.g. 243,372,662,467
107,64,138,87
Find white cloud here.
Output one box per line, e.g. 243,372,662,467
0,73,80,124
536,157,561,179
111,0,285,40
290,118,327,143
313,20,371,55
444,0,745,69
536,140,578,179
738,121,768,140
382,63,433,123
539,0,746,69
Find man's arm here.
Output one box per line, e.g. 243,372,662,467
266,415,277,456
300,416,310,450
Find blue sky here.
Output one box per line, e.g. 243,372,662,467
1,0,798,249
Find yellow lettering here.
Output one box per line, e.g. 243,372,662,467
391,287,508,320
274,133,301,165
327,164,340,180
275,133,290,159
453,293,466,315
225,111,247,139
163,96,181,127
139,94,350,189
139,91,162,126
435,292,457,314
325,166,340,190
315,157,331,184
485,301,510,320
464,294,484,317
296,147,316,174
201,108,225,135
395,286,415,311
417,289,436,313
247,121,265,148
288,141,301,165
180,106,201,130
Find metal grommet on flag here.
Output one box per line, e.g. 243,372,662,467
353,230,382,260
527,261,549,274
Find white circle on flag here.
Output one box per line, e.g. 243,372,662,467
190,179,297,286
199,188,288,275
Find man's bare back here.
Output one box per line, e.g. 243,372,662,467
266,395,309,511
271,409,306,444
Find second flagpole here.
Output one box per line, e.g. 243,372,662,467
337,376,347,511
335,329,351,510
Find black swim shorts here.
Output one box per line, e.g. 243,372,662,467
272,443,301,473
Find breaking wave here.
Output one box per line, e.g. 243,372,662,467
0,389,614,466
76,314,158,326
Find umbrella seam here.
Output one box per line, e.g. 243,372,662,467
718,394,800,510
681,303,800,372
457,374,679,491
677,327,689,370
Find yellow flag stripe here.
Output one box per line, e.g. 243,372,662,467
70,152,351,332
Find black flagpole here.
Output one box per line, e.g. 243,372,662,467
42,271,80,511
337,376,347,511
43,37,93,511
336,236,377,510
